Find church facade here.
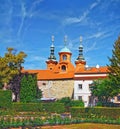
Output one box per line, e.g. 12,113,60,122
22,36,118,107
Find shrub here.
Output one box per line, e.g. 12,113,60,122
0,90,12,109
42,102,65,113
70,100,84,107
70,107,120,119
12,103,42,112
57,97,71,107
12,102,65,113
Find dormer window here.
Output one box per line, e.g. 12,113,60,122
63,55,67,60
61,65,66,71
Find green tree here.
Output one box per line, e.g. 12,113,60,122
20,74,37,103
0,48,27,89
36,88,43,99
108,36,120,95
91,79,113,103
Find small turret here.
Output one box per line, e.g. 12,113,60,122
46,36,58,70
48,35,56,61
75,36,86,69
76,36,85,61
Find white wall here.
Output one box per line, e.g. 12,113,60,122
74,80,93,107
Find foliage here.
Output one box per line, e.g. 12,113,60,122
42,102,65,113
0,82,2,89
12,102,65,113
0,48,26,86
57,97,72,107
57,97,84,107
90,79,114,103
36,87,43,99
70,100,84,107
20,74,37,103
0,90,12,109
13,102,42,112
70,107,120,119
108,36,120,95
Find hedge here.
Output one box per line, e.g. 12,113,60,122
12,102,65,113
70,107,120,119
42,102,65,113
12,103,42,112
0,90,12,109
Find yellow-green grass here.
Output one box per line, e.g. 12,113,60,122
41,123,120,129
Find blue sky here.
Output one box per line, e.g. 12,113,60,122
0,0,120,69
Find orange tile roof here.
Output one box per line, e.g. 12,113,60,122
22,66,108,80
22,69,74,80
75,66,108,74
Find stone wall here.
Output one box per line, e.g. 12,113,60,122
37,80,74,99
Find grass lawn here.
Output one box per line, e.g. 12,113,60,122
41,123,120,129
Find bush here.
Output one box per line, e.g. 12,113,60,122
70,107,120,119
57,97,84,107
12,102,65,113
0,90,12,109
42,102,65,113
71,100,84,107
57,97,71,107
13,103,42,112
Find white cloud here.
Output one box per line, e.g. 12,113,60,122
63,0,100,26
63,10,89,25
17,1,26,37
88,32,105,39
85,42,97,53
14,0,45,47
87,30,116,40
28,0,44,18
90,0,100,9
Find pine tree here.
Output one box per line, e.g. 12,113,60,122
108,36,120,95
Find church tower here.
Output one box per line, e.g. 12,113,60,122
46,36,58,70
75,36,86,69
58,36,74,72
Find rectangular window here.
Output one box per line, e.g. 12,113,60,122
78,96,82,100
89,84,93,91
78,84,82,89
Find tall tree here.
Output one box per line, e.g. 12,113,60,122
20,74,37,103
108,36,120,95
0,48,27,89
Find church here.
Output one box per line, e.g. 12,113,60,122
22,36,110,107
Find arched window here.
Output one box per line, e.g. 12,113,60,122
61,65,66,71
63,55,67,60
